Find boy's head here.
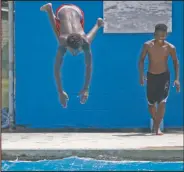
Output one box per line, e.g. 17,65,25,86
66,33,83,56
154,24,168,41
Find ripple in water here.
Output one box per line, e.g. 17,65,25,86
2,157,183,171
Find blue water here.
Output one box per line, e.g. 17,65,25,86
2,157,184,171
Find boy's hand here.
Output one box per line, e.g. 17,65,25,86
173,80,180,92
140,76,147,86
78,89,89,104
59,91,69,108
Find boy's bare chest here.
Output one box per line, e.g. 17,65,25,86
148,45,170,59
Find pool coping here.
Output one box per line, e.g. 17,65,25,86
2,132,183,162
2,148,183,162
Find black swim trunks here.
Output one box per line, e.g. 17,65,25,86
147,71,170,105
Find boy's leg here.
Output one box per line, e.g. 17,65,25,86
148,104,157,132
155,102,166,135
147,72,158,133
87,18,104,43
40,3,59,39
155,72,170,135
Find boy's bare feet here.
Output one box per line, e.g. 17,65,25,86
40,3,52,12
97,18,104,28
156,128,164,135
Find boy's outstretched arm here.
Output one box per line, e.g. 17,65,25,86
54,46,69,108
79,43,92,104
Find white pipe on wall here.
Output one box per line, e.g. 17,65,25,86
8,1,15,130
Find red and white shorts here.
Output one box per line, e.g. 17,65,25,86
55,4,84,36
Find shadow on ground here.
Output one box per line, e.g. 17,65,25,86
112,133,153,137
2,126,183,134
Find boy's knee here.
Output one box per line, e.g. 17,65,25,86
148,103,156,114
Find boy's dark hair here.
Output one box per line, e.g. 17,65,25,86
66,33,83,49
155,24,168,32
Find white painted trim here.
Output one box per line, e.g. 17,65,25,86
161,96,168,103
1,8,9,12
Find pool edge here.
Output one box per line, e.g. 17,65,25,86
2,149,183,162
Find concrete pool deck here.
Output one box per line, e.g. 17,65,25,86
2,132,183,161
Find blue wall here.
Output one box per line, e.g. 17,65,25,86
15,1,183,128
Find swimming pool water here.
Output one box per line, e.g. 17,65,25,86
2,157,184,171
